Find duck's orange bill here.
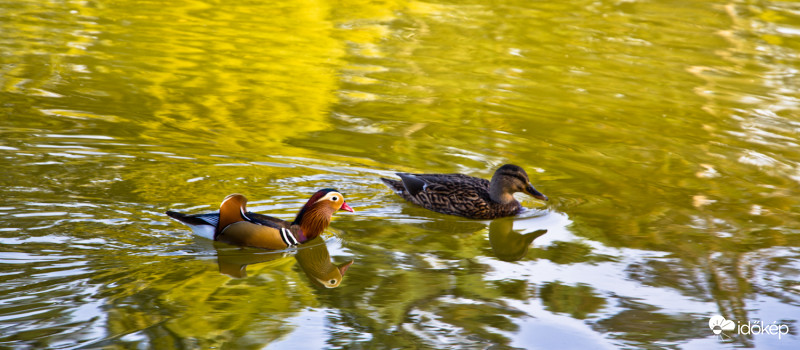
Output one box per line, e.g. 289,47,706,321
340,202,355,213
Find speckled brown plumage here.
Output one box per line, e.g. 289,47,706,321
381,164,548,220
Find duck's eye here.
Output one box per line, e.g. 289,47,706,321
329,279,337,284
331,196,338,202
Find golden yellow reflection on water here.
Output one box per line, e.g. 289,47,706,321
1,0,799,348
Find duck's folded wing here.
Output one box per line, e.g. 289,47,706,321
397,173,428,196
245,212,289,228
166,211,284,228
417,173,488,186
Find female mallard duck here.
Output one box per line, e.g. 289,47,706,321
380,164,547,219
166,189,354,250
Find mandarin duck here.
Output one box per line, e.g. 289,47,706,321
166,189,354,250
380,164,547,219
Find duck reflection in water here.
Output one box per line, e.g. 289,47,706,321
489,217,547,262
295,236,354,288
214,236,354,288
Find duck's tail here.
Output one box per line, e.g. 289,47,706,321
380,177,405,194
165,210,217,240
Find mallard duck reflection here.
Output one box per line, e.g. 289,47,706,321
489,217,547,262
214,237,353,288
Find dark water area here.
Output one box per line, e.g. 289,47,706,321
1,0,799,348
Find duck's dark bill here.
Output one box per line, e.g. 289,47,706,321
525,184,548,201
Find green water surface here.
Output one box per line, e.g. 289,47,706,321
1,0,799,349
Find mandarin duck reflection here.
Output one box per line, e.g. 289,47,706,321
166,189,354,250
489,218,547,262
381,164,547,219
214,236,353,285
295,236,354,288
214,246,289,278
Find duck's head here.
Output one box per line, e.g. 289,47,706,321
298,188,354,216
292,189,354,236
490,164,548,203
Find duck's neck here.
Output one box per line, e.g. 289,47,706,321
489,180,516,204
293,206,333,241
